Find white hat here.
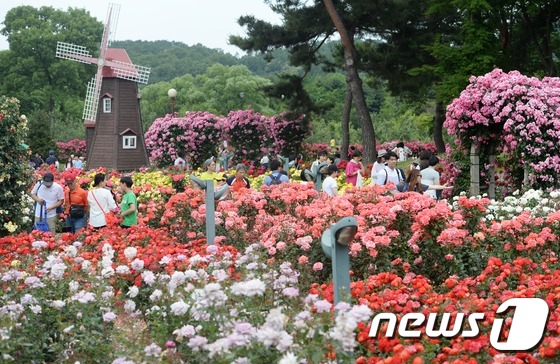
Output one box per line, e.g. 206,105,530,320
377,149,388,158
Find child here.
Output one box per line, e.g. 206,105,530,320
322,164,339,197
119,176,137,227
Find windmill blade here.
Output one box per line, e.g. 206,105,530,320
106,3,121,47
83,77,102,124
106,59,151,84
56,42,95,64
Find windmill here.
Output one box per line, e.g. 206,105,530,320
56,3,151,170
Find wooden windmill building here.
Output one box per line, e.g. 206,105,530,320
56,3,150,171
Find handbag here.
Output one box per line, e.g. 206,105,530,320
91,189,117,226
68,192,85,218
33,204,50,232
356,170,364,188
70,204,86,218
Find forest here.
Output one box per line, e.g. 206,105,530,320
1,1,559,161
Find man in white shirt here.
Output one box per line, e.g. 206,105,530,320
30,173,64,233
322,164,339,197
376,151,405,194
421,156,441,199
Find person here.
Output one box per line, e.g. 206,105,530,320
73,155,83,169
263,160,290,186
418,150,432,170
63,173,88,234
174,152,187,170
421,155,441,199
226,163,251,192
333,152,341,167
260,155,270,171
200,157,227,186
376,151,406,194
311,150,329,176
322,164,339,197
347,146,356,159
30,172,64,233
31,153,44,170
45,150,57,166
64,156,73,170
118,176,137,228
87,173,117,229
345,150,366,187
404,168,451,194
392,142,408,162
370,149,387,184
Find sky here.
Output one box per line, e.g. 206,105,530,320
0,0,282,55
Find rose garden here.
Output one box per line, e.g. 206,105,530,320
2,69,560,363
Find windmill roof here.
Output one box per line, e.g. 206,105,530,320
102,48,133,78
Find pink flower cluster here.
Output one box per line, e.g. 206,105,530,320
445,68,560,189
145,110,308,168
145,111,224,169
55,139,86,159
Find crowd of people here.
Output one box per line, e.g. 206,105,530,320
30,169,138,235
30,150,85,171
29,140,447,235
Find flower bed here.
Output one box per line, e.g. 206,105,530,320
3,179,560,361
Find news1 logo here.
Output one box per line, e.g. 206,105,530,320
369,298,549,351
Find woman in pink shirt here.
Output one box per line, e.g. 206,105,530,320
345,150,366,186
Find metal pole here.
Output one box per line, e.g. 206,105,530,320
314,175,322,192
205,180,215,245
331,226,351,306
470,143,480,196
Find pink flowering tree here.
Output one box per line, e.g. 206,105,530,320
55,139,86,159
145,112,224,169
223,109,274,164
269,112,310,157
445,69,560,190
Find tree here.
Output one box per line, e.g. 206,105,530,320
230,1,379,162
1,6,103,115
323,0,376,161
139,65,277,131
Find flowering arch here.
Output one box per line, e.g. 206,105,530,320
445,69,560,189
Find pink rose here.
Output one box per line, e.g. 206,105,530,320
312,262,323,271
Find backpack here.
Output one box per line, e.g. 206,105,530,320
383,168,407,192
269,172,283,185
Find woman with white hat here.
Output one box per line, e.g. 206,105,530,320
371,149,388,183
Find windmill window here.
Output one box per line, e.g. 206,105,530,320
103,98,112,113
123,135,137,149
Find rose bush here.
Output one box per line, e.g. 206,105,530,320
145,111,224,169
7,167,560,361
445,68,560,190
0,97,34,236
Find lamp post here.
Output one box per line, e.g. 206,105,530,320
168,88,177,115
239,92,245,110
303,162,329,192
189,174,229,245
321,216,358,305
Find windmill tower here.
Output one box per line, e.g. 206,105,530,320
56,3,151,171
